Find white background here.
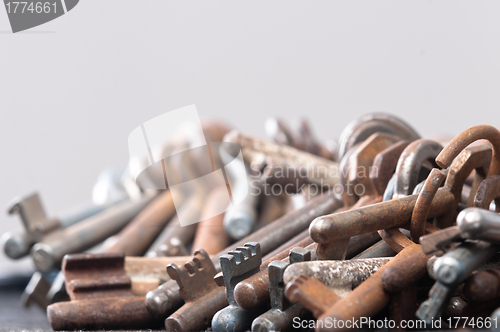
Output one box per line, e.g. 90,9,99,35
1,1,499,272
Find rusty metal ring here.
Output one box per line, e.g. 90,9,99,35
410,169,446,242
393,139,443,198
437,145,492,228
436,125,500,178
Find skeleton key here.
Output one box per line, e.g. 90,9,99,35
4,169,130,259
31,191,157,271
45,254,188,331
165,249,228,332
225,130,340,188
211,243,263,332
251,247,313,332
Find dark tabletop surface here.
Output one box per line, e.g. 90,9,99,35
0,287,52,332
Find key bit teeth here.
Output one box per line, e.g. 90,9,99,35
237,246,251,259
221,243,262,277
269,260,289,282
214,272,225,286
166,264,184,283
269,260,290,311
192,256,203,269
167,249,218,302
184,261,196,275
244,242,260,256
268,247,313,312
289,247,312,263
229,250,245,264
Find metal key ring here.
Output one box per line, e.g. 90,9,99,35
337,113,420,160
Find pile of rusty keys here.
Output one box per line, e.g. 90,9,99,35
4,113,500,331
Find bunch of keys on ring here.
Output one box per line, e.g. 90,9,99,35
4,107,500,332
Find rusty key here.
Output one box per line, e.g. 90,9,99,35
62,252,190,300
251,247,313,332
103,189,177,256
30,191,157,271
48,296,162,331
4,194,112,260
45,253,190,331
165,249,228,332
212,243,264,332
47,255,175,330
3,169,131,260
224,130,340,188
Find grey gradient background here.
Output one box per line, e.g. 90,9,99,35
0,1,499,273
